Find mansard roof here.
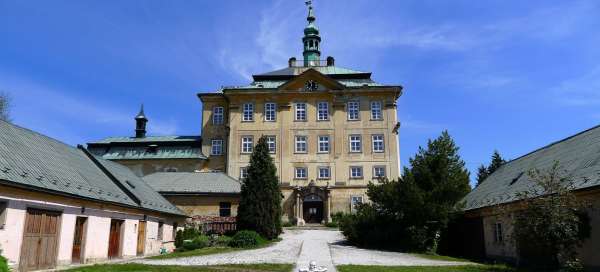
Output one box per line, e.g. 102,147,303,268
463,124,600,212
0,120,185,216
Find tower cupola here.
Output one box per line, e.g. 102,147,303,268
134,104,148,138
302,0,321,66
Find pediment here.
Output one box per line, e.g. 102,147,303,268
278,69,345,91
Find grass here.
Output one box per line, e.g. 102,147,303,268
64,263,294,272
147,238,282,260
337,265,518,272
411,254,470,262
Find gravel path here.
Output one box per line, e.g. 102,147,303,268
135,229,472,269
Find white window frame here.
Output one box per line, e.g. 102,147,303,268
318,135,330,153
0,201,7,229
373,166,386,179
494,222,504,243
157,222,164,241
295,135,307,153
295,167,307,179
264,102,276,122
317,102,329,121
240,167,248,180
212,106,224,125
211,139,224,155
295,103,307,121
347,101,360,121
350,166,363,179
242,103,254,122
241,136,253,153
370,101,382,120
372,134,384,153
318,166,331,179
350,196,363,213
266,135,276,154
349,135,362,153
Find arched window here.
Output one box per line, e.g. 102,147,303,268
309,40,314,48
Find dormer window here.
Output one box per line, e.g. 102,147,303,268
146,144,158,154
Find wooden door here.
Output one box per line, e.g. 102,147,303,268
107,219,123,259
72,217,87,263
19,209,61,272
136,221,146,256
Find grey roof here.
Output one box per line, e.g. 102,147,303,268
143,172,241,194
0,120,185,216
255,66,369,78
463,125,600,211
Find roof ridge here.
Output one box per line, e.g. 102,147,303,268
502,123,600,168
0,119,82,152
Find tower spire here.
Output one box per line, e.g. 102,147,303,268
302,0,321,67
135,104,148,138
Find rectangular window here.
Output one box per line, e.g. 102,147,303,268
295,136,307,153
264,103,276,121
372,135,384,153
373,166,386,178
351,196,363,213
213,106,224,125
317,102,329,120
370,101,382,120
349,135,362,153
347,101,360,120
157,222,164,241
266,136,276,153
219,202,232,217
295,103,307,121
241,136,253,153
295,167,307,179
494,222,503,243
350,166,363,179
242,103,254,122
240,167,248,180
0,201,6,229
211,139,223,155
318,136,330,153
318,167,331,179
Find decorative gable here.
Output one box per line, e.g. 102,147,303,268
278,68,345,91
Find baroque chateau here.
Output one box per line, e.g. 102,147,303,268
90,2,402,225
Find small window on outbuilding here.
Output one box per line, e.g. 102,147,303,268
219,202,232,217
0,201,6,229
493,222,503,243
157,222,164,241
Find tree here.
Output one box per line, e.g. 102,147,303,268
236,136,282,239
476,150,506,186
510,162,590,269
0,92,10,122
339,131,471,252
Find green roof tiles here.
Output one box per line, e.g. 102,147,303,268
0,120,185,216
87,135,207,160
90,135,201,144
463,124,600,211
143,172,241,194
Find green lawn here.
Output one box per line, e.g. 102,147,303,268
337,265,517,272
147,246,239,260
64,263,294,272
410,254,470,262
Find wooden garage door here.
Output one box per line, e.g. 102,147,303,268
108,219,123,259
19,209,61,272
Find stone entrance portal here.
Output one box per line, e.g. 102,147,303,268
294,181,331,225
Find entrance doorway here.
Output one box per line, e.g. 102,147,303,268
137,221,146,256
72,217,87,263
19,209,61,272
303,194,323,224
108,219,124,259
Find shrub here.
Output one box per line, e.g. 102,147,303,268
214,235,232,247
182,235,209,251
228,230,263,248
175,228,200,248
282,221,293,228
0,255,8,272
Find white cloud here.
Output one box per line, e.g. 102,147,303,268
554,67,600,106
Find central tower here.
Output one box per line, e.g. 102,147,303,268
302,0,321,66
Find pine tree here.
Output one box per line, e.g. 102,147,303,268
0,92,10,122
476,150,506,186
236,136,282,239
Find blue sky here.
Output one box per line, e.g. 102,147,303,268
1,0,600,184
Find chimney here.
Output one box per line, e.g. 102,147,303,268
134,104,148,138
326,56,335,66
288,57,297,67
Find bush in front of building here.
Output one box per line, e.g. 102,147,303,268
175,228,201,248
236,136,282,240
182,235,210,251
339,131,471,253
228,230,265,248
0,255,8,272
